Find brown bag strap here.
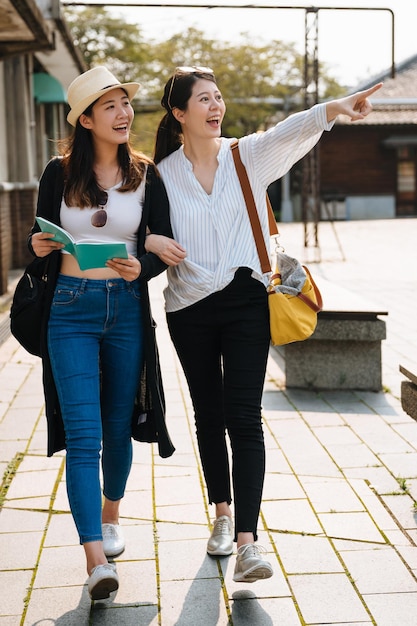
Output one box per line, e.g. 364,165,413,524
231,140,278,273
298,266,323,312
231,141,322,312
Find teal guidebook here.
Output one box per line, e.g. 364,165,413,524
36,217,129,271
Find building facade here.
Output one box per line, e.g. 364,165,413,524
0,0,84,294
319,56,417,221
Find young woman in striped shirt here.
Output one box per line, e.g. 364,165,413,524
146,67,381,582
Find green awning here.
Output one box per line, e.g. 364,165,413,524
33,73,66,104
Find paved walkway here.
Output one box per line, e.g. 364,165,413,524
1,218,417,625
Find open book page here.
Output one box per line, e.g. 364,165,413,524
36,217,76,255
36,217,128,271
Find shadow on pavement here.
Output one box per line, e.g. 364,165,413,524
231,589,274,625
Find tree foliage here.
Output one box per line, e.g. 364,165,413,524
64,7,151,83
64,8,344,153
148,28,308,137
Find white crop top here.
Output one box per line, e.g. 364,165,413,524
60,179,146,257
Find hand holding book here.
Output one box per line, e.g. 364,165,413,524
36,217,128,271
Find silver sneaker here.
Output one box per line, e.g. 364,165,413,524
207,515,233,556
102,523,125,557
88,563,119,600
233,544,273,583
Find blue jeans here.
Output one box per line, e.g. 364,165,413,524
48,275,143,544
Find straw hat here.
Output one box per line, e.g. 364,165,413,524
67,66,140,127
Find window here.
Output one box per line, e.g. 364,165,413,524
398,161,415,193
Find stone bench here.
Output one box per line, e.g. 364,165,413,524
274,277,388,391
400,365,417,421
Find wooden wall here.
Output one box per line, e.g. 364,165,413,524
319,125,399,197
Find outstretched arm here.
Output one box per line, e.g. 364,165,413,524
326,83,383,122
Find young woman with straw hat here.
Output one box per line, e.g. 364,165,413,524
28,65,184,600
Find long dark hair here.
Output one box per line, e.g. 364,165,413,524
59,95,152,208
154,69,217,165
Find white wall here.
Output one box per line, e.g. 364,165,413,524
346,196,395,220
293,194,396,221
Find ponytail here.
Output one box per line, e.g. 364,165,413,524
153,112,183,164
154,69,217,164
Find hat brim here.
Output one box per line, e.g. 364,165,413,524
67,82,140,126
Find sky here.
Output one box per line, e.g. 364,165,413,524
92,0,417,87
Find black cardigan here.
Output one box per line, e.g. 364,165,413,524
30,158,175,458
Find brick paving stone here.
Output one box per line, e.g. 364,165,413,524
0,570,33,616
272,533,344,574
341,546,417,594
52,480,71,512
121,487,156,522
160,578,229,626
396,544,417,572
157,521,208,543
230,594,301,626
91,604,159,625
108,559,158,605
158,538,219,581
364,592,417,626
5,466,60,500
300,476,366,513
262,499,324,535
0,507,48,533
378,451,417,479
114,521,155,561
43,513,79,547
299,410,345,427
33,545,86,589
324,442,382,469
318,511,385,543
289,572,370,623
263,473,306,501
379,494,417,531
1,530,44,569
24,586,91,625
263,447,293,474
359,492,406,533
345,466,401,495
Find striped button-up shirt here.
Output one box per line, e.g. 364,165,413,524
157,103,333,312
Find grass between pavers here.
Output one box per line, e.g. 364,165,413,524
0,452,24,509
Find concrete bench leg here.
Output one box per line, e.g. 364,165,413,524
279,318,386,392
282,340,382,391
401,380,417,421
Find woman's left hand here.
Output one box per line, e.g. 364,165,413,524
106,255,141,281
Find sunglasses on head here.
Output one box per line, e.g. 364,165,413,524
167,66,215,111
91,190,108,228
174,66,214,75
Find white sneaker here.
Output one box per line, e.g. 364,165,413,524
88,563,119,600
233,544,273,583
207,515,233,556
102,523,125,557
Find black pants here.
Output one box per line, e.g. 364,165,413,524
167,268,270,540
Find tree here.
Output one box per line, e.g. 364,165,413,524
140,27,317,139
64,7,152,83
64,10,343,154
